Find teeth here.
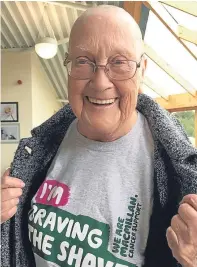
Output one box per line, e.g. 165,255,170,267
88,97,116,104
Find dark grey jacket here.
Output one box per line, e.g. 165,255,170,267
1,94,197,267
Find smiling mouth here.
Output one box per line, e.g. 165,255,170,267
86,96,117,105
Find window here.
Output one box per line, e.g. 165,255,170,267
173,110,195,146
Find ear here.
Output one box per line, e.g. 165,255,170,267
139,56,147,94
141,56,147,78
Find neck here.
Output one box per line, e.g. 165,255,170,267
77,110,138,142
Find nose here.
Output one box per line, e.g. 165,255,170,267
90,66,114,92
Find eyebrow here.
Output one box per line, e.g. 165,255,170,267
71,51,94,58
70,49,136,60
112,49,136,59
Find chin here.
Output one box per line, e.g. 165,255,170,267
88,117,119,137
78,107,121,140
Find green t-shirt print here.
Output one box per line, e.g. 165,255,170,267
28,179,138,267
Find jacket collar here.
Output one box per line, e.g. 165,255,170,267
31,94,196,161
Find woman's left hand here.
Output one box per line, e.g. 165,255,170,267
166,194,197,267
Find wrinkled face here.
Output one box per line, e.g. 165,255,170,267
67,14,146,140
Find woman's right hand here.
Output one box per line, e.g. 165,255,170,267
1,168,25,223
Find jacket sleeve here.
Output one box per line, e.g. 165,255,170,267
1,219,13,267
1,137,36,267
173,152,197,200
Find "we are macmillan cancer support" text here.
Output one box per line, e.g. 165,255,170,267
112,195,142,259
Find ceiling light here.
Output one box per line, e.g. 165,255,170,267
35,37,57,59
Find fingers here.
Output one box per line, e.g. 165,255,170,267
180,194,197,211
178,203,197,226
1,175,25,189
171,214,189,244
167,195,197,267
1,198,19,213
1,170,25,224
1,188,23,202
166,226,179,250
1,206,17,223
3,167,11,177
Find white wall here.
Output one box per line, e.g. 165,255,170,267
1,51,32,174
1,51,62,175
31,53,62,128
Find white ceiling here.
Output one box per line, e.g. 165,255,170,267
1,1,197,102
1,1,122,100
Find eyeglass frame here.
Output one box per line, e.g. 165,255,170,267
63,52,144,81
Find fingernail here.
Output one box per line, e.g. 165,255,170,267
21,182,25,188
179,199,184,205
191,198,197,206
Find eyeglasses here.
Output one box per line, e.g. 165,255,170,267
63,52,143,81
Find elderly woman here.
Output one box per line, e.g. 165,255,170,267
1,5,197,267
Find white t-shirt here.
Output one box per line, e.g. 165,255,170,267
28,112,154,267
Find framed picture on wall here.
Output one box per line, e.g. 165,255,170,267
1,123,20,143
1,102,19,122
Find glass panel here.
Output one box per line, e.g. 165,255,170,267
182,40,197,57
161,4,197,57
145,58,186,96
142,84,160,98
144,10,197,90
161,3,197,30
173,110,195,146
